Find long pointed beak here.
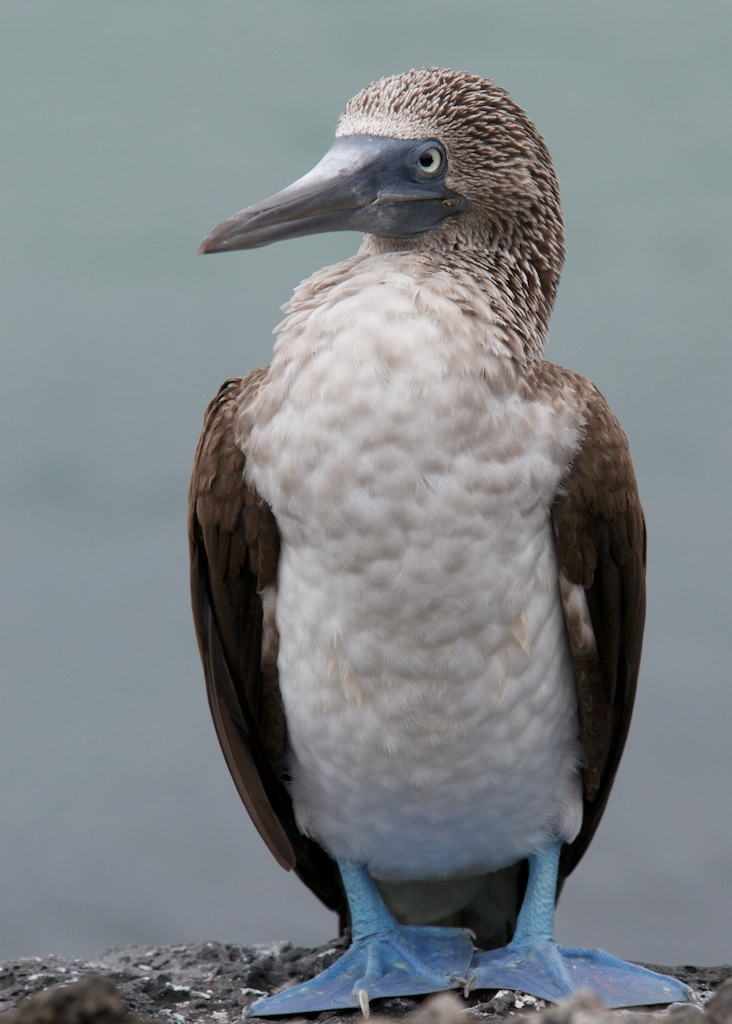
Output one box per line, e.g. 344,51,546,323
199,135,467,254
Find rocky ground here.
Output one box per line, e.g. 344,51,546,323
0,940,730,1024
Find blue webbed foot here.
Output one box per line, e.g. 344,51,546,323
463,843,692,1008
465,939,692,1008
250,923,473,1016
250,862,473,1016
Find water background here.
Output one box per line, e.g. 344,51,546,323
1,1,730,967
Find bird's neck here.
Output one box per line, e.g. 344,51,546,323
359,235,552,366
273,248,549,396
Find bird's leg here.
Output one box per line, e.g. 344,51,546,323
464,840,692,1008
249,861,473,1017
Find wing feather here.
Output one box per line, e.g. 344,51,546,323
188,373,345,918
545,370,646,880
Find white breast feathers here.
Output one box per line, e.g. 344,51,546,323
242,252,585,880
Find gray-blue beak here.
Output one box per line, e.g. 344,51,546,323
199,134,468,253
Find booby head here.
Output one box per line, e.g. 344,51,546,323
199,68,565,325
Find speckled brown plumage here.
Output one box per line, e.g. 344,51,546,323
339,68,565,345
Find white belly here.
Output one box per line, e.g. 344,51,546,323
245,259,584,880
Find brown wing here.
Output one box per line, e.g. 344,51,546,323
547,370,647,882
447,368,645,944
188,372,345,921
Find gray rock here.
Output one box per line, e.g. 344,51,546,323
0,943,729,1024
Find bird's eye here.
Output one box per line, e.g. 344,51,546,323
413,144,446,178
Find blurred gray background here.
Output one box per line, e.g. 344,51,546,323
1,1,730,968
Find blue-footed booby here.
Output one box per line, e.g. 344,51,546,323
190,68,690,1014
